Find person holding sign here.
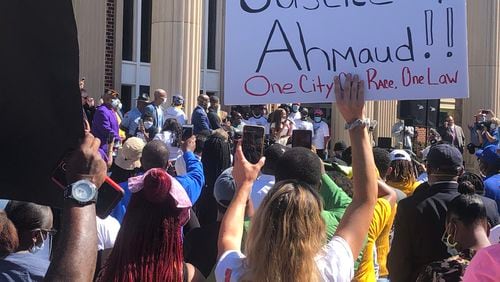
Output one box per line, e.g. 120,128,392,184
215,74,378,282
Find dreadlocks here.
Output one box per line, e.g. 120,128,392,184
386,159,417,187
194,135,231,226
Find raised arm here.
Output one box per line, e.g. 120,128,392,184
217,141,265,258
333,74,378,259
45,133,107,281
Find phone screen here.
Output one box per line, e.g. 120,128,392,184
242,125,265,164
96,178,124,219
182,125,194,141
292,130,312,149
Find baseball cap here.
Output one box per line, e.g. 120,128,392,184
390,149,412,162
426,144,463,169
172,95,184,105
475,145,500,166
214,167,236,208
115,137,146,170
136,93,150,102
262,144,290,174
313,109,324,116
334,141,347,152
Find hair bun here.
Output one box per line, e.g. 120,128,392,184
142,168,172,204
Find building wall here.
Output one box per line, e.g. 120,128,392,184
72,0,106,99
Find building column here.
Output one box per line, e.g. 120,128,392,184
150,0,203,119
462,0,500,169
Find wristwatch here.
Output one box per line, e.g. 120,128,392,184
64,179,98,205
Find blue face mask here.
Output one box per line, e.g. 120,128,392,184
314,117,322,123
292,105,299,113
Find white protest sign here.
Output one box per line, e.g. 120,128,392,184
224,0,469,105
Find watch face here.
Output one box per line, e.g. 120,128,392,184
72,181,96,202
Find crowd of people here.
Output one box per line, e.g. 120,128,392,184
0,74,499,282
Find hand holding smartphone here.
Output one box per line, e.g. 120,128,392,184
242,125,265,164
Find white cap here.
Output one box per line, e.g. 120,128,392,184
389,149,412,162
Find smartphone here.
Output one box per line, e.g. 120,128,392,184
51,153,124,218
242,125,265,164
96,178,125,219
292,130,312,149
182,125,194,141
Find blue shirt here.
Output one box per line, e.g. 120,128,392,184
110,151,205,223
121,107,142,136
144,104,164,130
484,173,500,213
0,253,49,282
191,106,211,134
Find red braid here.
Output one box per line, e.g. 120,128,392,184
98,169,185,282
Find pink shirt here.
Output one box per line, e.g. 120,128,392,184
463,244,500,282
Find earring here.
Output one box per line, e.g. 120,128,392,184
446,234,458,248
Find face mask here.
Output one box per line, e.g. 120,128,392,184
111,99,120,109
144,121,153,129
161,98,167,104
314,117,322,123
491,124,497,130
118,102,123,110
29,232,44,254
292,105,299,113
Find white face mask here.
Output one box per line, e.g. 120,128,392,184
118,102,123,110
144,121,153,129
161,97,167,104
111,99,120,109
491,124,497,130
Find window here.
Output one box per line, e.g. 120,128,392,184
121,85,133,113
140,0,152,63
122,0,134,61
207,0,217,69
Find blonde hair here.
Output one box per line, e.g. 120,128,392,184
241,180,326,282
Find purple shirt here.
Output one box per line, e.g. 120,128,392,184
92,104,120,152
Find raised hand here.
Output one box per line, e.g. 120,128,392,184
334,73,366,123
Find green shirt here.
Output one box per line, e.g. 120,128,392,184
320,173,352,241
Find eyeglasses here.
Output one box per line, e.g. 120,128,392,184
32,228,57,239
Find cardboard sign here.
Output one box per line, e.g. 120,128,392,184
224,0,469,105
0,0,83,207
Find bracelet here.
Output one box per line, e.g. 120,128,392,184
345,118,370,131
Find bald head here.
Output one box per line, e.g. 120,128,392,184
153,89,167,106
198,94,209,110
140,140,170,171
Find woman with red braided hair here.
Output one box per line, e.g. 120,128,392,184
98,168,205,282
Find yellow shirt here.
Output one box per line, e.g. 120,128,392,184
353,198,393,282
115,112,126,140
387,180,421,196
376,202,397,278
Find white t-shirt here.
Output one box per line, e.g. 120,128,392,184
153,131,183,161
96,216,121,251
246,116,270,134
289,111,301,122
293,119,315,137
251,173,275,210
215,235,354,282
312,121,330,150
164,106,187,125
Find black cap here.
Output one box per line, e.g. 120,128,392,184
427,144,463,170
136,93,150,102
262,144,290,174
334,141,347,152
